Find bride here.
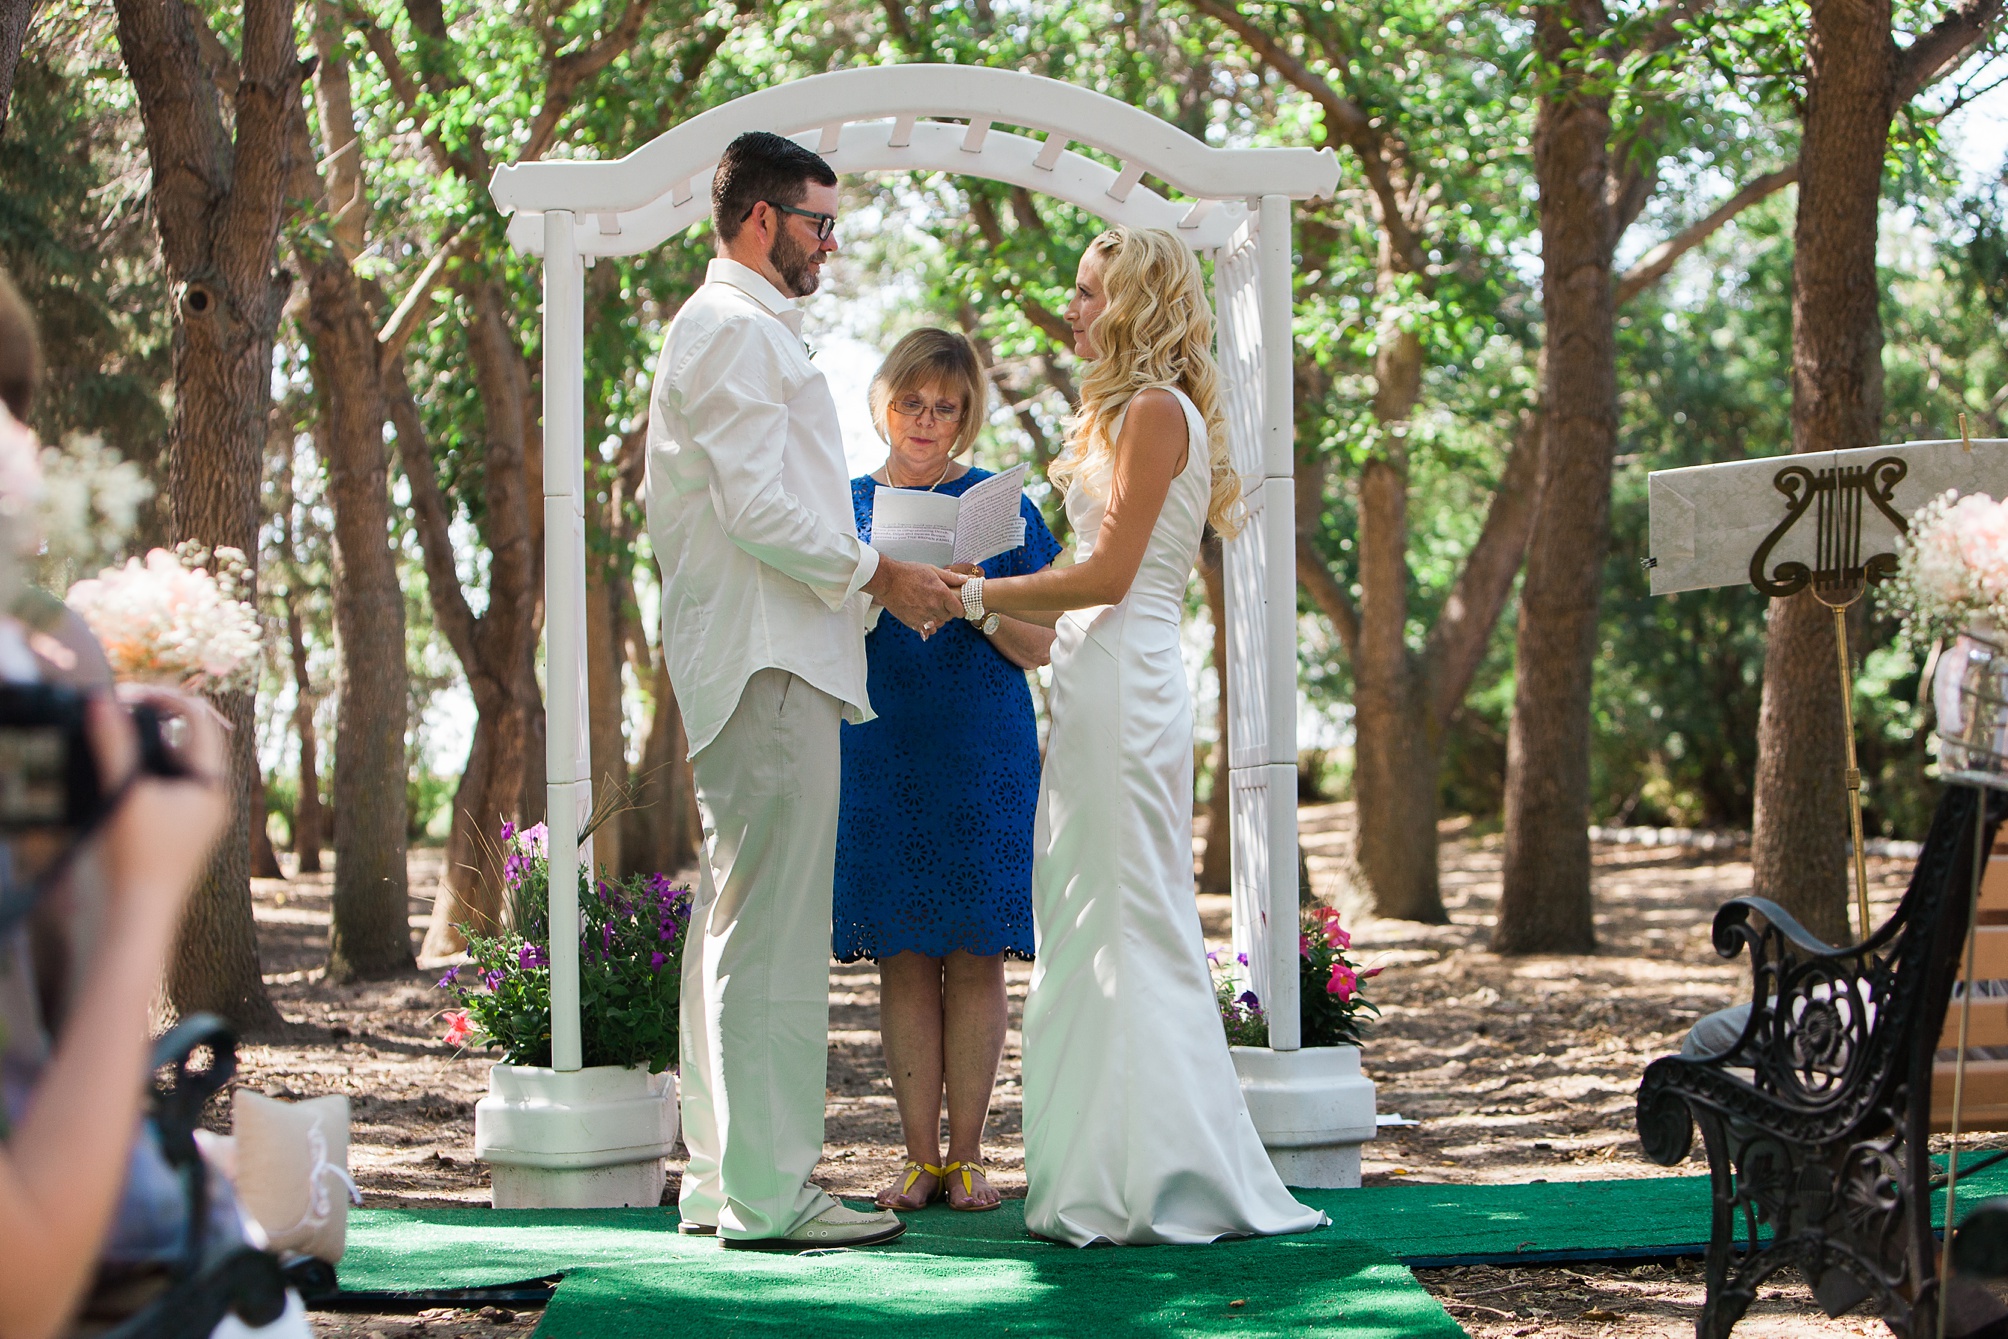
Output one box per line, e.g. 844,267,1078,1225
955,226,1326,1246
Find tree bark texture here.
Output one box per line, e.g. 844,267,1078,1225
621,658,701,881
1347,327,1449,922
1494,0,1618,955
585,518,627,878
114,0,304,1029
1751,0,1895,945
0,0,34,143
302,255,412,978
1199,533,1231,897
386,313,538,957
286,597,324,873
297,25,412,981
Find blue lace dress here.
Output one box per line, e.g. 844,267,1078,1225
834,467,1062,962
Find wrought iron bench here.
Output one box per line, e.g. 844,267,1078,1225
1635,784,2008,1338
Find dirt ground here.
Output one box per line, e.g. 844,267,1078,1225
229,804,1997,1337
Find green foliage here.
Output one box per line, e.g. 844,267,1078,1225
439,821,691,1072
0,18,171,525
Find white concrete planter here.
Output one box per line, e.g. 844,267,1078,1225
474,1063,679,1209
1232,1044,1377,1189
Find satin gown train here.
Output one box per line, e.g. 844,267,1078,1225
1021,386,1326,1247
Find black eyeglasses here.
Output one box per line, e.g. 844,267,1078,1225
744,200,837,241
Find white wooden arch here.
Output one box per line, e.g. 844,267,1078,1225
487,64,1337,1070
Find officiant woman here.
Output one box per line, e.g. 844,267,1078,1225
836,328,1060,1213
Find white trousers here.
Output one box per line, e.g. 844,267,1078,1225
677,668,841,1239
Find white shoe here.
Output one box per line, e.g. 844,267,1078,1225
720,1201,907,1251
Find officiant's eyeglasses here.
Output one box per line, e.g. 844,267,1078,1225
889,396,965,424
748,200,838,241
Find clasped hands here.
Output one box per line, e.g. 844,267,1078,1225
865,558,982,639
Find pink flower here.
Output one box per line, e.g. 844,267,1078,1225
441,1010,472,1047
1326,962,1357,1001
1299,932,1311,959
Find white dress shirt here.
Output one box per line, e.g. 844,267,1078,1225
644,258,881,756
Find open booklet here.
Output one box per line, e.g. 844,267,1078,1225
869,463,1028,566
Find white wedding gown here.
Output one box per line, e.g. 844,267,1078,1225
1021,386,1326,1247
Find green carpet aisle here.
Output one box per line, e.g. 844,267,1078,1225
333,1165,2008,1334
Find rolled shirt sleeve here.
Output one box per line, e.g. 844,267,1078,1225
665,316,879,609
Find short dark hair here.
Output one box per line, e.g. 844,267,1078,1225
0,269,38,421
712,131,837,244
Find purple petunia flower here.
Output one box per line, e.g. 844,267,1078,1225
437,965,460,988
484,968,505,991
517,943,547,970
1236,952,1248,966
650,951,666,971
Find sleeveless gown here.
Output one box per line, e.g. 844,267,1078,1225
1021,386,1327,1246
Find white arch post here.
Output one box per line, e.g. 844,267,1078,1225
490,66,1336,1078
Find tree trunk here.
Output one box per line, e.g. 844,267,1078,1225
251,813,283,879
394,272,541,961
114,0,303,1030
286,598,324,873
585,516,627,878
621,657,700,880
0,0,34,143
295,17,410,981
1348,326,1447,923
1750,0,1895,945
302,256,411,978
1494,0,1617,955
1198,533,1231,897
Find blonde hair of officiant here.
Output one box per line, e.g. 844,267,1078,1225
1051,226,1242,538
869,328,987,458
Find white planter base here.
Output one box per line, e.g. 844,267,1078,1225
490,1157,667,1210
475,1063,679,1210
1231,1044,1377,1190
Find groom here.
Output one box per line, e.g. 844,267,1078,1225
643,131,966,1249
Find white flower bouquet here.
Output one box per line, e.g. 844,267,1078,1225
66,545,262,689
1888,489,2008,644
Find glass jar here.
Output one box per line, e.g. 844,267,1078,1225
1936,625,2008,790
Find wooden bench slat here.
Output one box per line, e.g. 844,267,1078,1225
1958,925,2008,981
1931,1058,2008,1132
1937,999,2008,1050
1982,857,2008,916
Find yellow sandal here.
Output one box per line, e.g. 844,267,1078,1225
943,1160,1001,1212
876,1159,944,1210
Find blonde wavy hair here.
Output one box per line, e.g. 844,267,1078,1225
1048,226,1242,537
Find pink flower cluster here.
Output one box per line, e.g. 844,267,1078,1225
1301,906,1381,1001
1894,490,2008,637
65,547,260,687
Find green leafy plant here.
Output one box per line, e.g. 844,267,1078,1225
1211,909,1383,1049
438,820,691,1073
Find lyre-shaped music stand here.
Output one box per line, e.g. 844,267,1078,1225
1748,451,1911,939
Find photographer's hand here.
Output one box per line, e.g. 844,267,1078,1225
0,687,227,1339
91,687,228,923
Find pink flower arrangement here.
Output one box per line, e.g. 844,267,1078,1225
1892,490,2008,642
65,545,261,688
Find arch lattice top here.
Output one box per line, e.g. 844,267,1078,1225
491,65,1337,258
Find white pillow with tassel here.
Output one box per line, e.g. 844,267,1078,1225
228,1091,358,1264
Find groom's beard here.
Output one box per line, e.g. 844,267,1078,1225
769,224,820,298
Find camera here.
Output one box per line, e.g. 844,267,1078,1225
0,683,190,832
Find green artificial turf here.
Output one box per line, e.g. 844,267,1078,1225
333,1164,2008,1336
338,1202,1460,1337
